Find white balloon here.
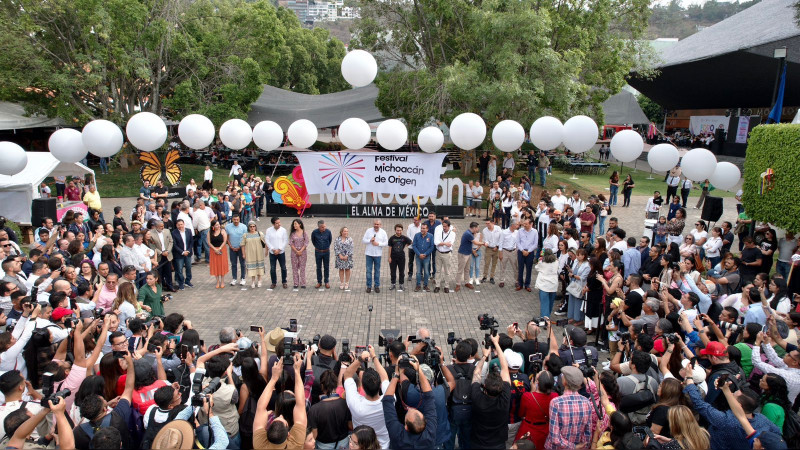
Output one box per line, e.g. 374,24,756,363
82,120,124,157
450,113,486,150
492,120,525,153
0,142,27,176
418,127,444,153
341,49,378,88
178,114,215,150
338,118,371,150
252,121,283,151
709,161,741,191
609,129,644,163
647,143,680,172
681,148,718,182
530,116,564,151
562,115,598,154
48,128,87,163
287,119,318,149
376,119,408,151
219,119,252,150
126,112,167,152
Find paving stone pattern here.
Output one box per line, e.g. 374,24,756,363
107,193,740,354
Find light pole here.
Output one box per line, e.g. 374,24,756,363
771,47,787,112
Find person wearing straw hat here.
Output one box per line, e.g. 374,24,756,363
150,397,230,449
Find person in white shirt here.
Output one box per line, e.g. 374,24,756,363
265,217,289,289
433,219,456,292
228,160,242,178
472,182,484,217
481,220,502,283
203,165,214,190
176,202,195,236
680,178,693,208
406,217,422,279
609,229,628,252
465,181,475,217
133,233,155,272
550,189,568,212
342,346,391,449
362,220,388,293
0,369,51,439
566,190,585,213
39,183,51,199
119,234,147,277
0,303,40,379
665,166,681,204
192,199,212,263
498,221,519,288
503,154,515,172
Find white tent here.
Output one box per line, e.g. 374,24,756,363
0,152,95,225
0,102,64,130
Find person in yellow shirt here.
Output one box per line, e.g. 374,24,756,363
82,184,104,221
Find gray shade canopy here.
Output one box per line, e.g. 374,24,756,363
0,102,64,130
602,90,650,124
247,84,384,129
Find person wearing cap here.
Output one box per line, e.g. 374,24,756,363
550,323,598,367
253,355,309,449
151,395,230,449
683,361,781,450
382,353,439,449
311,220,333,289
701,340,748,406
501,348,530,447
544,365,593,450
469,333,511,449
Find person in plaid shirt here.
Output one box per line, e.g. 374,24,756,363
544,366,593,450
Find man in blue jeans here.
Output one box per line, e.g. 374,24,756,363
362,219,388,293
224,214,247,286
171,219,193,289
311,220,333,289
516,218,539,291
412,223,434,291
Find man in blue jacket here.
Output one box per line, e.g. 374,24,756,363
382,355,438,450
171,219,194,290
412,223,434,292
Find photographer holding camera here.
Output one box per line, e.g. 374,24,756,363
0,303,41,379
73,350,135,449
194,342,242,448
342,345,391,448
2,392,74,450
508,321,547,376
382,353,439,449
548,324,598,367
470,333,511,449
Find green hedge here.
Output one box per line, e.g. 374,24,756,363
742,124,800,232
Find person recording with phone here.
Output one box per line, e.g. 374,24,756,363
470,333,512,449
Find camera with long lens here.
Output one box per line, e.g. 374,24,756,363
531,317,549,327
578,348,595,378
424,340,440,370
719,322,739,333
191,375,221,407
398,352,413,370
478,314,498,332
378,329,400,347
663,333,680,344
41,373,71,406
63,317,78,328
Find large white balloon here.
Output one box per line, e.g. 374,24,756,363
252,121,283,151
48,128,87,163
0,142,27,176
609,129,644,163
341,50,378,88
82,120,124,157
681,148,718,181
450,113,486,150
339,118,371,150
492,120,525,153
287,120,318,149
126,112,167,152
562,115,598,153
178,114,215,150
530,116,564,151
647,143,680,172
418,127,444,153
709,161,741,191
219,119,252,150
376,119,408,151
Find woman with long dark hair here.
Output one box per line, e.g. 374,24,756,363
759,228,778,274
289,219,309,290
608,171,619,206
348,425,380,450
622,174,635,207
584,257,605,335
515,370,558,449
238,357,267,449
761,276,790,313
99,353,126,400
646,378,689,437
759,373,792,429
100,243,123,277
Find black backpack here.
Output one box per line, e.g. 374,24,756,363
77,414,113,449
140,406,190,449
448,364,475,421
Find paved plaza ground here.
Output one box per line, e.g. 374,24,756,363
107,192,741,353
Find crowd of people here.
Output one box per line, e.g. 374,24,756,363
1,162,799,449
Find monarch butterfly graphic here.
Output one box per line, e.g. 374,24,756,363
139,149,182,186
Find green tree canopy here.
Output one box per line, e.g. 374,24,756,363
0,0,349,126
637,94,665,124
351,0,653,132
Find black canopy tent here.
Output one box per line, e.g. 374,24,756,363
629,0,800,110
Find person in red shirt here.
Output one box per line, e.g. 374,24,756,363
579,205,596,235
65,181,82,201
131,349,170,415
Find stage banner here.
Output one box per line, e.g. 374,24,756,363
689,116,729,135
735,116,750,144
294,151,446,196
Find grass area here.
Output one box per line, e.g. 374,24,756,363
92,165,230,197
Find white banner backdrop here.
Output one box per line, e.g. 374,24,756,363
295,151,447,196
735,116,750,144
688,116,729,135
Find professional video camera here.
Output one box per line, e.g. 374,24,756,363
191,375,221,407
719,322,740,333
378,329,401,366
282,337,307,365
578,348,595,378
478,314,498,333
528,353,543,374
422,339,440,370
41,373,71,406
338,339,352,364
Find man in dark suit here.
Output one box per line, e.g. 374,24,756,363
171,218,194,289
151,220,176,292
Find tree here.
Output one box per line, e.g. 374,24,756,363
637,94,664,124
350,0,653,132
0,0,349,126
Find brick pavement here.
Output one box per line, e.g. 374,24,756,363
106,193,740,355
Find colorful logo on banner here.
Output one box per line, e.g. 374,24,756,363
318,152,366,192
271,166,312,214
